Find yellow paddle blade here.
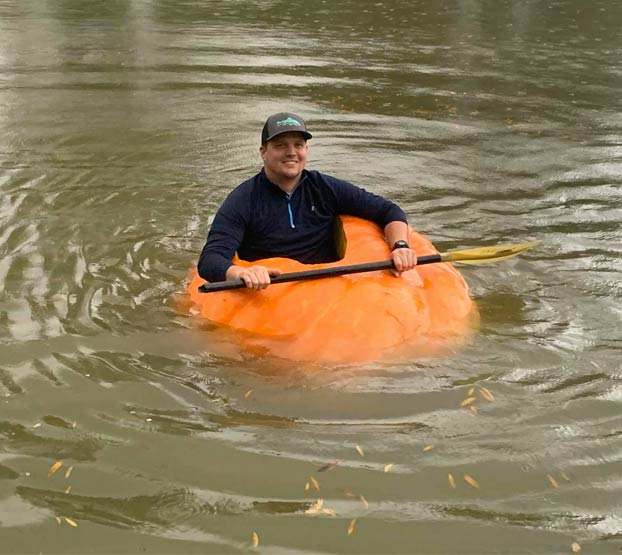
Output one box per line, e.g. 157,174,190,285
440,241,539,265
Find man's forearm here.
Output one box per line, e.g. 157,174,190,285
383,220,410,249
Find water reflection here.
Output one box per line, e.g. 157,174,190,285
1,0,622,553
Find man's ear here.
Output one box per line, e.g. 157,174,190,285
259,145,266,159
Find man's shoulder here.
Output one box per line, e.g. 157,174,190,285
303,170,358,192
230,172,261,194
302,169,343,188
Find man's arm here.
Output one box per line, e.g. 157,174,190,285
198,193,281,289
324,174,418,275
384,220,418,275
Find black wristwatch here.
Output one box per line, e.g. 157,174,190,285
392,240,410,251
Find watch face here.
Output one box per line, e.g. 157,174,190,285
393,240,409,250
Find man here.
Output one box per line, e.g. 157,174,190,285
198,112,418,290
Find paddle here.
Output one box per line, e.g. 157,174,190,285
198,241,538,293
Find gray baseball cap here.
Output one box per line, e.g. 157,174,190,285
261,112,312,144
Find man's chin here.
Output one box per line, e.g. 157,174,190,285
281,168,302,178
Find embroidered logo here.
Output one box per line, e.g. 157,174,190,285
277,117,301,127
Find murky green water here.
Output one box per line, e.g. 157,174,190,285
1,1,621,553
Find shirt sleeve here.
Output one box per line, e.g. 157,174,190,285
325,174,408,227
197,192,248,283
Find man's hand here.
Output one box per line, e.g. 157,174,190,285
226,265,282,290
390,247,417,277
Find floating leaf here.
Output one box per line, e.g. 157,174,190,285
561,471,571,481
318,460,339,473
548,474,559,488
423,445,434,452
468,387,475,395
347,518,357,535
479,387,494,401
343,491,356,498
48,461,63,477
64,517,78,527
321,508,336,516
305,482,310,491
383,463,394,473
470,406,479,415
65,486,72,494
360,495,369,509
55,516,62,525
251,531,259,548
448,473,456,489
65,466,73,479
310,476,320,491
305,499,324,514
356,445,365,457
244,390,253,399
463,474,480,489
571,542,581,553
460,397,476,407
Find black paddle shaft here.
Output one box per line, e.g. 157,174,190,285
198,254,442,293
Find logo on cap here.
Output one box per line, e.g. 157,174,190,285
276,117,301,127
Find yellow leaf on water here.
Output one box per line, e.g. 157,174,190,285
55,516,62,525
468,387,475,395
305,499,325,514
65,486,72,494
305,482,310,491
460,397,476,407
383,463,394,473
470,405,479,415
251,531,259,548
463,474,480,489
64,517,78,527
356,445,365,457
321,508,336,516
571,542,581,553
448,473,456,489
310,476,320,491
360,495,369,509
479,387,494,401
244,390,253,399
548,474,559,488
347,518,357,535
65,466,73,479
561,471,571,481
48,461,63,477
423,445,434,452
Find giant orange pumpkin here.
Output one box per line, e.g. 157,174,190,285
188,216,476,363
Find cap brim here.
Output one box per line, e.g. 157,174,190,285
264,130,312,143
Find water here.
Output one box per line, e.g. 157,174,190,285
1,0,621,553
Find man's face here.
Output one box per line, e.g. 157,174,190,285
260,132,308,186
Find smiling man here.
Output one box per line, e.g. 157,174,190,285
198,112,417,289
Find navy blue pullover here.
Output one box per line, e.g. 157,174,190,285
198,169,407,283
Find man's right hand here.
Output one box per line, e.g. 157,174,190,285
226,265,282,290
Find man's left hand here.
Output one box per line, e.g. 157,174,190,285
390,247,418,276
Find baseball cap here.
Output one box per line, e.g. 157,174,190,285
261,112,312,144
